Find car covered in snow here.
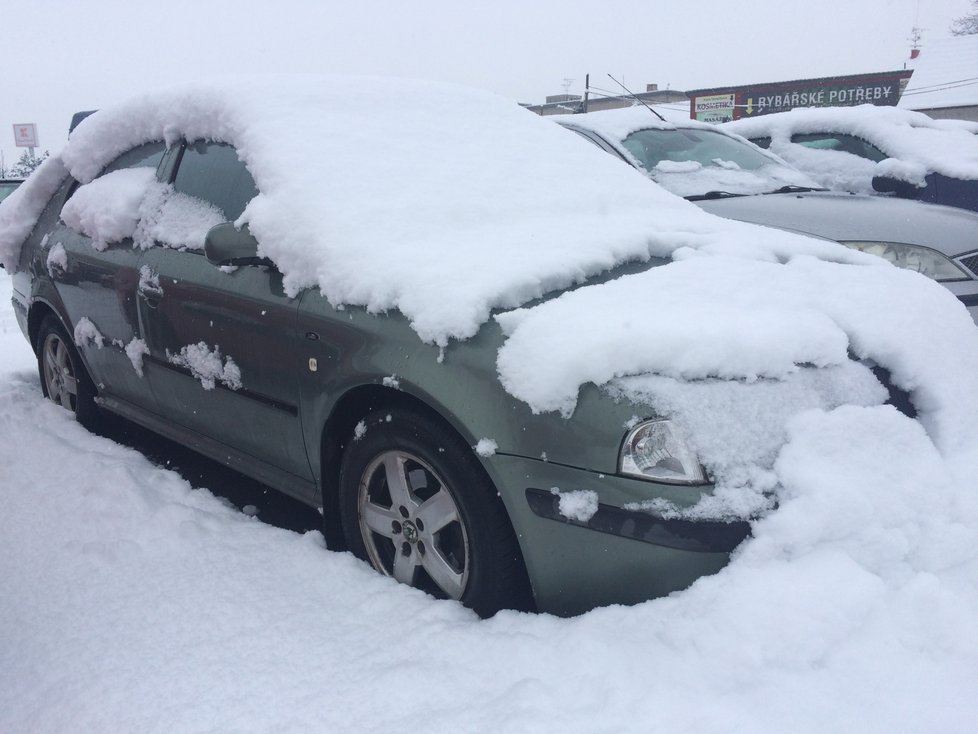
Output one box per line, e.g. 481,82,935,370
557,106,978,325
721,105,978,212
0,79,970,618
0,179,22,203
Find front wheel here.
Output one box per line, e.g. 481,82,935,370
338,408,532,617
36,315,101,429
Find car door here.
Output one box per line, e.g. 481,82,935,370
46,142,167,415
136,141,314,490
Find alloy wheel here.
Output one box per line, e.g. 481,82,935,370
357,450,470,600
42,332,79,413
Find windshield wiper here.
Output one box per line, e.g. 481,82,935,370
764,185,825,195
686,190,745,201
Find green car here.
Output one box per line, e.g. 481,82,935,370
7,80,875,618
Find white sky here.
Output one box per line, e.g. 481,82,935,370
0,0,970,169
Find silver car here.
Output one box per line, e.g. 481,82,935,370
558,108,978,325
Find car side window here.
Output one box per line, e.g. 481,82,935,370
790,132,887,162
102,141,167,175
172,142,258,222
62,141,166,207
749,136,772,150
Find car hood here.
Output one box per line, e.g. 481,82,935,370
696,190,978,257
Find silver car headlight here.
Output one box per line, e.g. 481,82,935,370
620,419,707,484
840,241,970,282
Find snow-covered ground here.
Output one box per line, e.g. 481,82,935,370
3,269,978,733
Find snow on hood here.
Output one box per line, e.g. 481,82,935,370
496,249,978,515
723,105,978,186
559,106,819,197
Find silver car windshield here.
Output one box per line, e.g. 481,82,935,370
621,128,818,199
0,182,20,203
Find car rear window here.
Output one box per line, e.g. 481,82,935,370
790,132,887,162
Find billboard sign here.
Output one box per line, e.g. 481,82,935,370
740,81,901,118
688,71,912,122
13,123,39,148
693,94,736,123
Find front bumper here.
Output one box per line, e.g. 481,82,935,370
488,454,751,617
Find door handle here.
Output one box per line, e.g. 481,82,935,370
137,284,163,308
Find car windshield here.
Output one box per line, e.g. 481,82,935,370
0,181,21,203
620,127,819,199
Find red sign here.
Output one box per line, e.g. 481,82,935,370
13,123,39,148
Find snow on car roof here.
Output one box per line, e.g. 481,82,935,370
2,76,863,346
723,104,978,181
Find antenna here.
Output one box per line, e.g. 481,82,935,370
561,77,575,94
607,74,666,122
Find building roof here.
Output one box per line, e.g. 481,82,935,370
898,35,978,111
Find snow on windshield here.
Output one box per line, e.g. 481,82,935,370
497,248,978,515
561,106,817,197
723,105,978,191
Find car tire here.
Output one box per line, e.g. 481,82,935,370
338,408,532,617
36,315,101,429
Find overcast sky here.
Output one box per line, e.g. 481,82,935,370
0,0,970,169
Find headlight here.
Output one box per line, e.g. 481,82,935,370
619,419,707,484
840,241,970,282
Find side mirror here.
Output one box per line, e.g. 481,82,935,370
204,223,273,267
872,175,921,199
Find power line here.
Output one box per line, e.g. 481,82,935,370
900,77,978,96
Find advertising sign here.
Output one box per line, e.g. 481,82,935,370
13,123,39,148
694,94,735,123
688,71,912,122
739,81,901,118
